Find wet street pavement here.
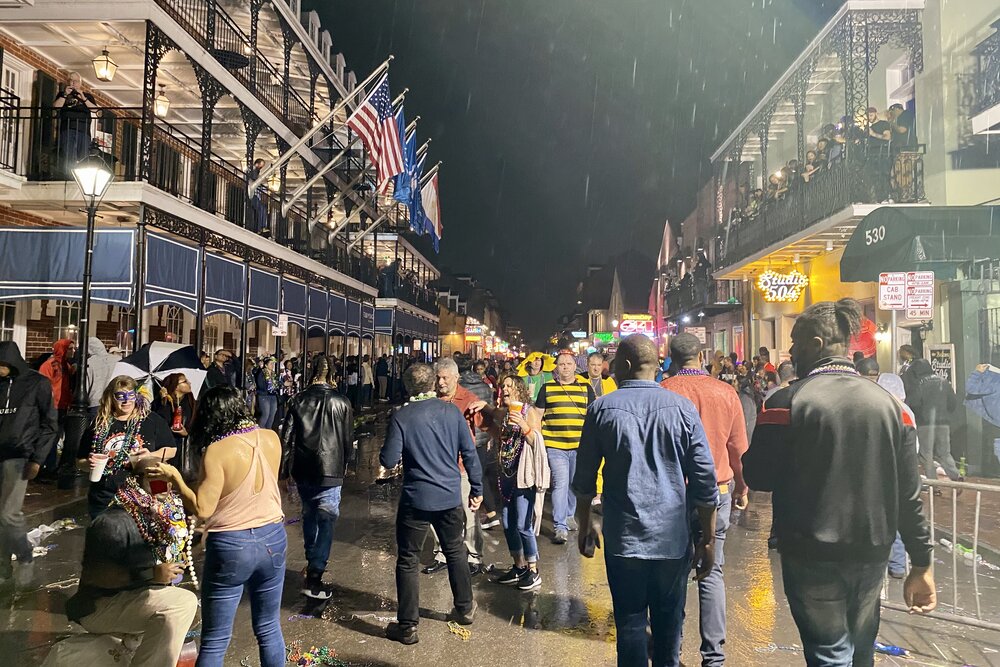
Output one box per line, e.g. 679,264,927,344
4,428,1000,666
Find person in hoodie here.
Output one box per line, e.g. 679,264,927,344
85,337,118,419
280,355,353,601
39,338,77,475
0,341,58,581
906,358,962,482
457,354,500,530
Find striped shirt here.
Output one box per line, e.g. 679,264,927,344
535,379,596,450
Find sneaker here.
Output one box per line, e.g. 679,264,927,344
495,566,527,586
421,561,447,575
888,569,905,580
551,529,568,545
385,622,418,645
302,571,332,600
481,517,501,530
469,563,485,577
449,600,477,626
567,517,579,531
517,569,542,591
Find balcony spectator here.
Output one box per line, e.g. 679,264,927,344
802,151,820,182
246,158,270,238
53,72,98,177
784,161,802,190
865,107,893,147
693,251,712,305
888,103,917,151
746,188,764,218
766,172,788,202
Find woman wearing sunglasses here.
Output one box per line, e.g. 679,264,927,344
78,376,176,518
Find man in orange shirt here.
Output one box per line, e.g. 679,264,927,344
661,333,748,667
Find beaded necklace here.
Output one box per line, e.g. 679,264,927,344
93,416,146,478
113,476,198,589
807,363,859,377
676,368,709,376
497,406,528,502
211,418,258,444
409,391,436,403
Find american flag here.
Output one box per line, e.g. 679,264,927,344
346,74,404,194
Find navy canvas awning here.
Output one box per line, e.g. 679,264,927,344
249,268,280,324
361,304,375,337
0,228,134,304
329,294,346,330
205,254,246,320
282,279,307,326
145,234,199,313
347,300,362,333
308,287,328,329
375,307,393,334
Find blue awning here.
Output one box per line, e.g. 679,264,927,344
347,300,361,333
329,294,346,330
0,228,134,305
145,234,199,313
375,307,393,334
308,287,328,329
282,279,306,326
249,268,280,324
205,253,245,320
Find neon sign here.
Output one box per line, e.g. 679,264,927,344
756,270,808,302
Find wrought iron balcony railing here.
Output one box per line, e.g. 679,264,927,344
973,19,1000,117
719,150,924,269
6,105,381,287
378,276,438,313
664,279,741,318
0,88,19,172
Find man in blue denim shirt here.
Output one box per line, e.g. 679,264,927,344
573,334,719,667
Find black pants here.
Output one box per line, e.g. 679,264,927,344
477,445,500,516
395,502,473,629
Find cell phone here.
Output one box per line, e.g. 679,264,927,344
149,479,169,495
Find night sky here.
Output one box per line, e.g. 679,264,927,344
317,0,841,346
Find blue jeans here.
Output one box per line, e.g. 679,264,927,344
605,553,691,667
297,483,342,574
197,522,287,667
502,487,538,562
888,532,906,574
781,555,886,667
546,448,577,532
257,394,277,430
693,486,732,666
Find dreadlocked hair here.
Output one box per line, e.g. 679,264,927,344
795,298,862,348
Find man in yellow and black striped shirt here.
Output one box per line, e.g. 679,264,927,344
534,350,596,544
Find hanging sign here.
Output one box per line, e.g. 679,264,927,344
272,313,288,337
928,343,955,390
878,272,906,310
756,270,808,303
905,271,934,320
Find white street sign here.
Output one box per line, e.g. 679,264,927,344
905,271,934,320
686,326,707,344
272,313,289,337
878,272,906,311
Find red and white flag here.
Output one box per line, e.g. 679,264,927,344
346,74,404,193
421,172,442,250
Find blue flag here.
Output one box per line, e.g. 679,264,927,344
391,108,412,205
409,152,427,235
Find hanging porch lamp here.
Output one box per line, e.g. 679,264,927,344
92,48,118,82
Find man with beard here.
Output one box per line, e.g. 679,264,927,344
743,298,935,664
280,355,353,600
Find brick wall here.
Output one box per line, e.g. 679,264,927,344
0,205,67,229
0,34,120,109
25,304,123,361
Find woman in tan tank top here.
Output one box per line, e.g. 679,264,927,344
149,385,286,667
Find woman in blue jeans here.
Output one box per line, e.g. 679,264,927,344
488,375,551,591
255,357,280,429
150,385,287,667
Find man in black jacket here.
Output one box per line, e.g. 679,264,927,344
743,299,935,666
907,358,962,482
0,342,57,582
280,354,353,600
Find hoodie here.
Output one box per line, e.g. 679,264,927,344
0,342,58,463
40,338,76,410
906,359,957,427
85,337,118,408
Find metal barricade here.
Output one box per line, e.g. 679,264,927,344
881,478,1000,632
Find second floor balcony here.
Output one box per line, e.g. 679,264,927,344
664,277,742,319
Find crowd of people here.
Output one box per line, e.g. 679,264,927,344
0,309,965,666
729,103,919,227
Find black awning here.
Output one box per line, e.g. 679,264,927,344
840,206,1000,282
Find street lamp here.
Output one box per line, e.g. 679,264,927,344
60,151,113,488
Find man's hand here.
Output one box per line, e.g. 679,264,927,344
903,567,937,614
577,522,601,558
466,400,488,414
733,494,749,511
22,462,40,481
153,562,185,584
692,538,716,581
468,495,483,511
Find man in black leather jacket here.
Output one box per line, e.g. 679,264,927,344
280,354,353,600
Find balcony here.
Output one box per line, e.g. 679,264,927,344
664,278,742,319
4,104,383,287
378,275,439,314
972,18,1000,134
721,151,925,269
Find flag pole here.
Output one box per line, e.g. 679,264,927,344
248,56,393,196
309,167,372,229
420,161,442,187
405,116,421,135
416,139,431,161
281,136,361,216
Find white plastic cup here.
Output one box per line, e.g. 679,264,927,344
89,454,109,482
